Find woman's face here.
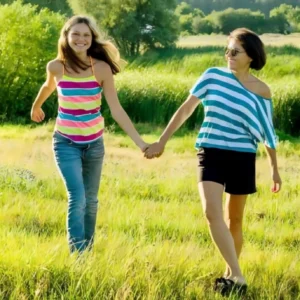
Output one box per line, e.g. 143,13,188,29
67,23,92,54
225,38,252,71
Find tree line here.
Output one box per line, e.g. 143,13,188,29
179,0,300,15
176,2,300,35
1,0,300,56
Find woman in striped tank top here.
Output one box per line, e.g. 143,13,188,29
145,28,282,295
31,16,148,253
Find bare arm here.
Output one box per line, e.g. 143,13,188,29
145,94,200,158
31,61,57,122
264,145,282,193
99,63,148,151
259,83,281,192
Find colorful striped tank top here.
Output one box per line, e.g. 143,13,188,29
55,57,104,143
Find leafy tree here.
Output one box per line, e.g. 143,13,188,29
192,17,215,34
0,0,64,122
175,1,193,15
270,4,294,18
0,0,72,15
269,5,292,33
270,4,300,32
68,0,180,57
209,8,267,34
178,14,194,35
193,8,205,18
175,2,205,35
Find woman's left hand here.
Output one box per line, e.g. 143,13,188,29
271,169,282,193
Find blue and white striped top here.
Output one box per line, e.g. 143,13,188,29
190,67,277,153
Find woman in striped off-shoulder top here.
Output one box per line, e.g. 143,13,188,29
145,28,282,296
31,16,148,253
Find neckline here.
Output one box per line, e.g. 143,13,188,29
62,74,95,80
229,68,271,101
57,74,102,87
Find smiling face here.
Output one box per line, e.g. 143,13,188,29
67,23,92,54
225,38,252,72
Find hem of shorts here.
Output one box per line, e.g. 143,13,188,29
198,179,257,195
224,189,257,195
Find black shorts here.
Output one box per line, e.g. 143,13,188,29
197,147,256,195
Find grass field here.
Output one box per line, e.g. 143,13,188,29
0,124,300,299
3,27,300,300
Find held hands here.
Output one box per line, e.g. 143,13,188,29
139,141,150,153
271,168,282,193
144,141,165,159
31,107,45,123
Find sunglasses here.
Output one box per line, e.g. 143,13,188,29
225,48,245,57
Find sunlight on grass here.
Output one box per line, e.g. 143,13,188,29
0,125,299,299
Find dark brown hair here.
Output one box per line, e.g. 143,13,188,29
57,15,121,74
229,28,266,70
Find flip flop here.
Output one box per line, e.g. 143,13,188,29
214,277,248,297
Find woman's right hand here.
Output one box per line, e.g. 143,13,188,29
31,107,45,123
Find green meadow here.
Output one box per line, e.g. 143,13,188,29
0,122,300,299
1,35,300,299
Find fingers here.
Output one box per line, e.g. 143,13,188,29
37,115,43,122
144,149,163,159
149,151,163,158
142,142,164,159
32,112,45,123
271,182,281,193
154,151,162,158
40,111,45,122
141,144,149,153
144,151,158,159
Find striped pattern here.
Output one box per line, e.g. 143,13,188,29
190,67,277,153
55,75,104,143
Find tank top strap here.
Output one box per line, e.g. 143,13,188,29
90,56,95,75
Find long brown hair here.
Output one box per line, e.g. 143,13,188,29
57,15,121,74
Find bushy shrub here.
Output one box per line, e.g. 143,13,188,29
0,1,65,123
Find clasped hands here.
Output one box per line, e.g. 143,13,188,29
141,141,165,159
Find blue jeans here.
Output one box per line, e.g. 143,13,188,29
53,131,105,253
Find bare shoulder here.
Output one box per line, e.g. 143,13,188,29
93,60,113,86
93,59,112,74
251,75,272,99
257,80,271,99
47,59,63,76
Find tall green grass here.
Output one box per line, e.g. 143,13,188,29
0,124,299,299
126,46,300,78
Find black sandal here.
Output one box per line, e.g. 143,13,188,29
214,277,248,297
